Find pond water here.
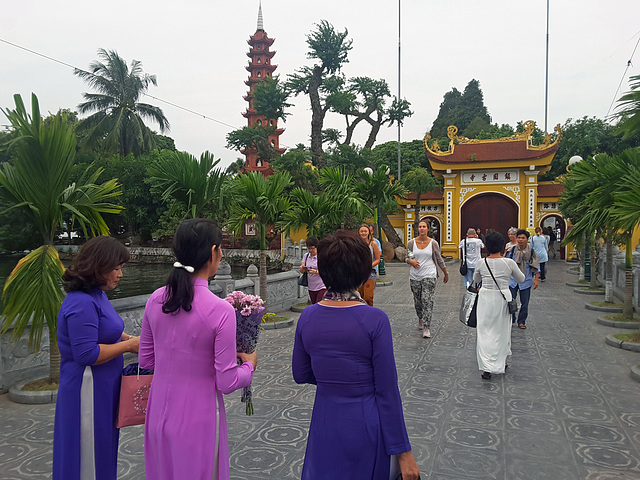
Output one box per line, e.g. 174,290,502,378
0,255,249,306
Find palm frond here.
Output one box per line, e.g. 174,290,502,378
1,246,65,349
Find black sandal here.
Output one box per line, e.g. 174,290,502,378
481,371,492,380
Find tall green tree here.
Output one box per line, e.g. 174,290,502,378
334,77,413,149
227,171,292,301
430,79,491,139
74,48,170,156
225,124,278,163
252,75,293,123
401,167,438,234
0,94,123,382
287,20,353,165
371,140,428,178
541,116,637,180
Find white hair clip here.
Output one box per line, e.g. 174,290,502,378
173,261,195,273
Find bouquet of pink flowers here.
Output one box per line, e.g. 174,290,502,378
224,291,265,415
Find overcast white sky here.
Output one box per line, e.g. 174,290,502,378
2,1,639,169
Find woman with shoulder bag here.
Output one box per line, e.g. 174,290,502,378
300,236,326,304
473,231,525,380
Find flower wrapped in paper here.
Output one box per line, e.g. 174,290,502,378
224,291,265,415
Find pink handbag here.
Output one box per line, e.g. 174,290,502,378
116,365,153,428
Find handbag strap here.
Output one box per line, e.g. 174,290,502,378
484,258,508,303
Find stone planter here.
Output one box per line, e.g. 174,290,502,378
574,287,605,295
9,380,58,404
585,303,623,313
261,318,294,330
630,364,640,383
605,334,640,353
597,316,640,329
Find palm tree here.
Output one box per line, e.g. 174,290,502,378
356,166,407,248
0,94,124,382
227,171,292,301
280,188,333,238
610,148,640,319
562,150,640,319
318,167,372,229
401,167,438,235
614,74,640,139
75,48,170,156
147,150,229,221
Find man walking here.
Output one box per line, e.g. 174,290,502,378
459,228,484,287
505,229,539,329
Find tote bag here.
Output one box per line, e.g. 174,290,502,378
459,284,478,328
116,363,153,428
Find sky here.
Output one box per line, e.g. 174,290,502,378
2,1,639,170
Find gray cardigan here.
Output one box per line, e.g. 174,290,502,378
406,238,447,272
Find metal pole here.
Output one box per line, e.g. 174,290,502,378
397,0,402,180
544,0,549,134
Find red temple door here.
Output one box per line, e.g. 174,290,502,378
461,193,518,242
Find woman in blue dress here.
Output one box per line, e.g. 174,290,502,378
292,230,420,480
53,236,140,480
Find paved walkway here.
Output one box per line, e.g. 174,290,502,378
2,257,640,479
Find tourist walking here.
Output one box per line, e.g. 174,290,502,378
140,219,257,480
504,227,518,253
300,236,326,304
531,227,549,281
459,227,484,287
546,226,557,258
505,229,540,329
292,230,420,480
357,224,381,306
473,232,525,380
406,220,449,338
53,236,139,480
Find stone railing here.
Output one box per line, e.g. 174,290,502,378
0,263,306,393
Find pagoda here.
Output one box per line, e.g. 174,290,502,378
241,1,285,175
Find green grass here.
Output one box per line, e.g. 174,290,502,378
262,314,289,323
23,378,58,391
604,314,637,322
295,302,310,308
613,332,640,343
590,301,624,308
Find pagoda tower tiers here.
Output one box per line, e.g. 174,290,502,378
242,2,285,175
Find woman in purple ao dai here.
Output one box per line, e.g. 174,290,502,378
140,219,257,480
293,230,420,480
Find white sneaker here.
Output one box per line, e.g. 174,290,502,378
423,328,431,338
417,321,423,330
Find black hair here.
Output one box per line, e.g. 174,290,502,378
484,231,505,254
306,236,319,248
162,218,222,314
317,230,371,293
63,236,130,293
516,229,530,239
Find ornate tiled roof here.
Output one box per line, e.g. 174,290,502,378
537,183,565,198
424,121,562,165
